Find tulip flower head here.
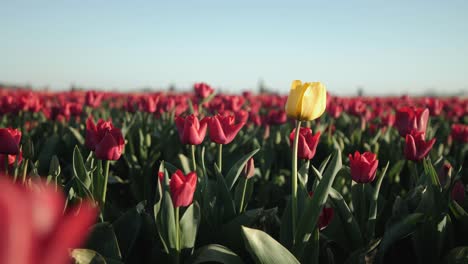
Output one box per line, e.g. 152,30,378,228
404,130,436,162
309,192,334,230
0,128,21,155
86,117,125,160
0,177,97,264
451,123,468,143
170,170,197,208
289,127,321,160
349,151,379,183
194,82,214,99
242,158,255,179
285,80,327,121
395,107,429,137
175,114,208,145
207,114,245,145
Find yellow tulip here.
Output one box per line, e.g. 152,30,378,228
285,80,327,121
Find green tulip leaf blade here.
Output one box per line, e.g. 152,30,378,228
241,226,300,264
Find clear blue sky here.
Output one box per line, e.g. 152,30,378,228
1,0,467,95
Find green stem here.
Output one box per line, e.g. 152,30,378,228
191,145,197,172
217,144,223,172
12,155,19,182
360,183,367,241
175,206,180,264
102,160,111,207
291,120,302,244
239,178,248,214
22,159,28,184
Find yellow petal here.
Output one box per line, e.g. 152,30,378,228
285,80,304,119
300,82,327,121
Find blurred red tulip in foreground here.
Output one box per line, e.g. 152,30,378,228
0,177,97,264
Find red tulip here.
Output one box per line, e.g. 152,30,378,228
0,151,23,172
438,162,452,186
207,114,245,144
404,130,436,162
169,170,197,207
349,151,379,183
328,104,343,119
0,128,21,155
452,181,465,204
139,96,159,113
308,192,334,230
451,123,468,143
158,171,165,182
86,117,125,160
175,114,208,145
395,107,429,137
85,90,103,108
242,158,255,179
234,110,249,124
289,127,321,160
194,83,214,99
0,178,97,264
267,109,287,125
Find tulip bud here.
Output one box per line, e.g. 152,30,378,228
95,131,125,161
207,114,245,145
404,130,436,162
169,170,197,207
452,181,465,204
48,155,61,179
242,158,255,179
175,114,208,145
309,192,334,230
285,81,327,121
0,128,21,155
194,83,214,99
289,127,320,160
395,107,429,137
349,151,379,183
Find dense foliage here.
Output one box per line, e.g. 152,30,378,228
0,84,467,264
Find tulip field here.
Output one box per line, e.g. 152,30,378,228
0,82,467,264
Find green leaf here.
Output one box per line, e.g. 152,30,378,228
375,213,425,263
328,188,363,250
70,249,107,264
180,202,201,249
445,247,468,264
225,148,260,191
295,148,342,254
156,190,177,251
191,244,244,264
241,226,300,264
68,126,85,146
178,153,192,174
73,146,92,188
297,160,310,187
113,207,143,260
423,158,441,188
214,164,237,220
85,223,122,260
368,161,389,239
